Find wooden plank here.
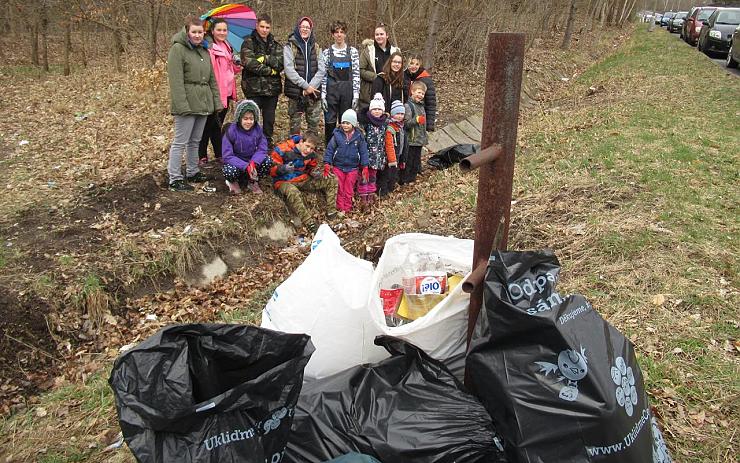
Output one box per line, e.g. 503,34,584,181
426,130,457,153
457,119,482,142
443,123,477,146
467,114,484,132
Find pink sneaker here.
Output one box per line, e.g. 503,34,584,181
225,180,242,195
247,181,263,194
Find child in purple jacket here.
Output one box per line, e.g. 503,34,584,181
222,99,272,194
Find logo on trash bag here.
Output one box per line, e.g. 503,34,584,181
651,416,672,463
611,357,638,417
535,346,588,402
263,407,288,434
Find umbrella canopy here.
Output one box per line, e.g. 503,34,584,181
201,4,257,52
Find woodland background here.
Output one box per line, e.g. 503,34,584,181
3,0,734,76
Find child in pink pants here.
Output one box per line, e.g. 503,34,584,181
323,109,369,212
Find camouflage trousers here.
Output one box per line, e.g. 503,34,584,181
287,97,322,138
276,177,338,226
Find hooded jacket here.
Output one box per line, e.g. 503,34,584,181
222,101,268,170
283,17,325,100
208,39,239,108
269,135,320,189
359,38,400,106
167,28,222,116
324,128,370,172
240,29,283,97
404,68,437,131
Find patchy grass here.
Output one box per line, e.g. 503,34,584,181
0,25,736,463
509,27,739,461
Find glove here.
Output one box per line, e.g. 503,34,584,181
352,97,359,111
416,115,427,125
321,97,328,112
388,162,398,168
256,55,266,64
399,162,406,170
323,163,332,178
361,166,369,183
247,161,258,180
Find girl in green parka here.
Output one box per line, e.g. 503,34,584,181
166,16,223,192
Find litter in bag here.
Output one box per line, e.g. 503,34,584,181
262,225,473,379
286,336,508,463
109,324,314,463
466,250,672,462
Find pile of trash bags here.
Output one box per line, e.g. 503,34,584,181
109,229,672,463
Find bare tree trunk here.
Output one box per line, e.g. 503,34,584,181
561,0,578,50
63,19,72,76
423,0,443,70
364,0,378,40
620,0,638,26
31,19,39,65
148,0,162,67
113,28,123,72
40,1,49,72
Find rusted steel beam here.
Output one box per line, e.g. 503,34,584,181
459,144,502,172
465,32,525,346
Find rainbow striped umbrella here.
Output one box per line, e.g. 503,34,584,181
201,4,257,51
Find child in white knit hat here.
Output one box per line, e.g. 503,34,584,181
323,108,369,212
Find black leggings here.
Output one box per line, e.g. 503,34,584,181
198,108,228,160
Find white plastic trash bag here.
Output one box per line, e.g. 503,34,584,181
261,225,375,378
261,225,473,379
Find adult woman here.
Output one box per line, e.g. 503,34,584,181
198,18,240,165
371,52,405,114
167,16,222,191
359,24,399,115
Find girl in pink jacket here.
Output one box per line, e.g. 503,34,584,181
199,18,241,165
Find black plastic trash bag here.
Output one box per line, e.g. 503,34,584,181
466,250,672,462
109,324,314,463
323,453,382,463
427,143,479,169
286,336,507,463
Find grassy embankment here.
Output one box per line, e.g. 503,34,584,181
1,26,738,462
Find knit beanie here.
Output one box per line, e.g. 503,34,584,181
390,100,405,116
369,93,385,111
235,99,261,129
341,109,358,127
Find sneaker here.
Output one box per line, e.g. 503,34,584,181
186,172,209,183
247,181,263,194
327,210,345,220
225,179,242,195
169,180,194,192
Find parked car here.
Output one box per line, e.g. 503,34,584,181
684,7,717,45
727,25,740,68
668,11,688,33
661,12,676,27
697,7,740,57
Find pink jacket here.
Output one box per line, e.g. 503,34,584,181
209,40,239,108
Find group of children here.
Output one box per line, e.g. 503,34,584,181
217,79,430,232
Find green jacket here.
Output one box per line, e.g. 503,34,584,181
240,30,283,97
167,28,222,116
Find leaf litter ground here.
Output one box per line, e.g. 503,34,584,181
1,25,737,462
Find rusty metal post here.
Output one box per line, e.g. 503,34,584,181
465,33,525,345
